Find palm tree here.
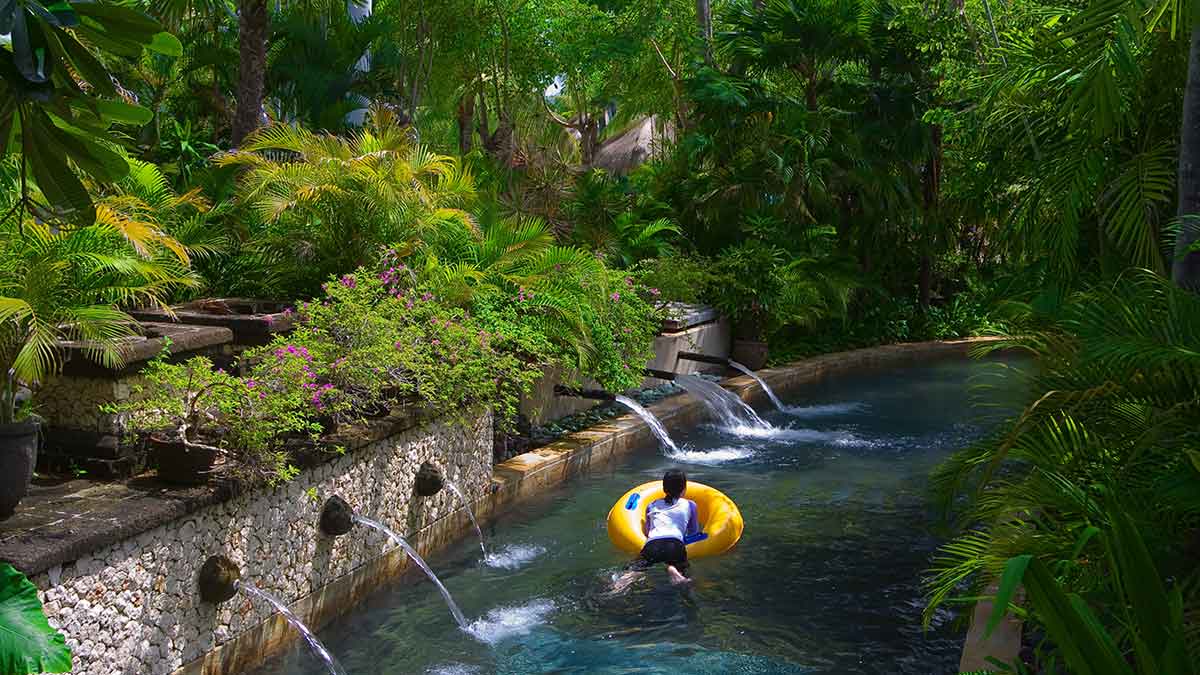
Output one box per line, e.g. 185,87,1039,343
0,214,195,423
217,105,476,296
232,0,270,145
925,270,1200,668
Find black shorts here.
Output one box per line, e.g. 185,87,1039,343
628,538,689,573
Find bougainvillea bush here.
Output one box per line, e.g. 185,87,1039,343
257,269,539,427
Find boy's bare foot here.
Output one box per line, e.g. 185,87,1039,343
666,565,692,586
609,570,643,595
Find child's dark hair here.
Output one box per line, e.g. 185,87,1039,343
663,469,687,504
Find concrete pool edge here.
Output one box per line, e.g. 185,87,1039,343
177,337,1012,675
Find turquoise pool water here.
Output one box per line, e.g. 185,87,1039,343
255,356,1025,674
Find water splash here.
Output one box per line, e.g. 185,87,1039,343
676,375,772,431
784,402,867,417
465,598,556,644
354,515,468,629
445,481,487,558
728,360,786,412
666,446,755,464
237,582,346,675
483,543,546,570
613,395,679,453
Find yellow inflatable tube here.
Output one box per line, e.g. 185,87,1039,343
606,481,744,558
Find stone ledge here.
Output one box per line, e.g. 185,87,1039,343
1,406,444,578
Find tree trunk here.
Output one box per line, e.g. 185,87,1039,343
457,93,475,155
1173,25,1200,290
920,124,943,310
696,0,713,64
232,0,268,146
918,255,933,309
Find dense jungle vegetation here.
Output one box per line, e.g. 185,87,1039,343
2,0,1199,670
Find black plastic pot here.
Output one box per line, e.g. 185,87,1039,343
150,433,217,485
0,419,39,518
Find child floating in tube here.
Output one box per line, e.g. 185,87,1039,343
611,469,700,592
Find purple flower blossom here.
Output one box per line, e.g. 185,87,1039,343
246,379,257,389
624,277,633,287
421,292,433,302
340,274,357,289
649,287,660,296
610,292,620,302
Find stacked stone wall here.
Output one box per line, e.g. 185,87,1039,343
32,412,492,675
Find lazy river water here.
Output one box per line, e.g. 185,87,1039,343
255,355,1025,675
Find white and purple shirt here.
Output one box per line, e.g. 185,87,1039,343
645,497,700,543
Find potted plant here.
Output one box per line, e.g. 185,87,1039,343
0,219,190,515
0,370,38,518
110,351,328,485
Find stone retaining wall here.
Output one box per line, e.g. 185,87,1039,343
31,412,492,675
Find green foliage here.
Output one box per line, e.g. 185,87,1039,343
925,271,1200,670
108,353,320,484
0,208,194,423
1,0,180,222
0,563,71,674
986,510,1198,675
216,106,475,298
257,268,538,425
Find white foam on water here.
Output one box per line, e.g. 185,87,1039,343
427,665,481,675
783,402,867,417
720,425,883,449
466,598,556,644
666,447,755,464
483,544,547,570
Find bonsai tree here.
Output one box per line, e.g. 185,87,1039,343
109,352,328,485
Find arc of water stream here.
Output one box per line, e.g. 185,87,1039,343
353,515,468,629
237,581,347,675
613,395,679,453
728,360,786,412
675,375,772,431
445,481,487,557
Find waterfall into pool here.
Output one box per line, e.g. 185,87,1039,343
675,374,772,432
353,516,468,629
728,360,786,412
237,582,346,675
613,395,679,453
445,481,487,557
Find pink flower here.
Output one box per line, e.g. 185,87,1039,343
624,277,633,286
649,288,660,296
246,379,257,389
431,339,441,346
421,292,433,302
610,292,620,302
340,274,357,289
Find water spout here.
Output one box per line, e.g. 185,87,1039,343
353,515,468,629
728,360,786,412
444,481,487,558
237,581,346,675
675,375,771,431
613,395,679,453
